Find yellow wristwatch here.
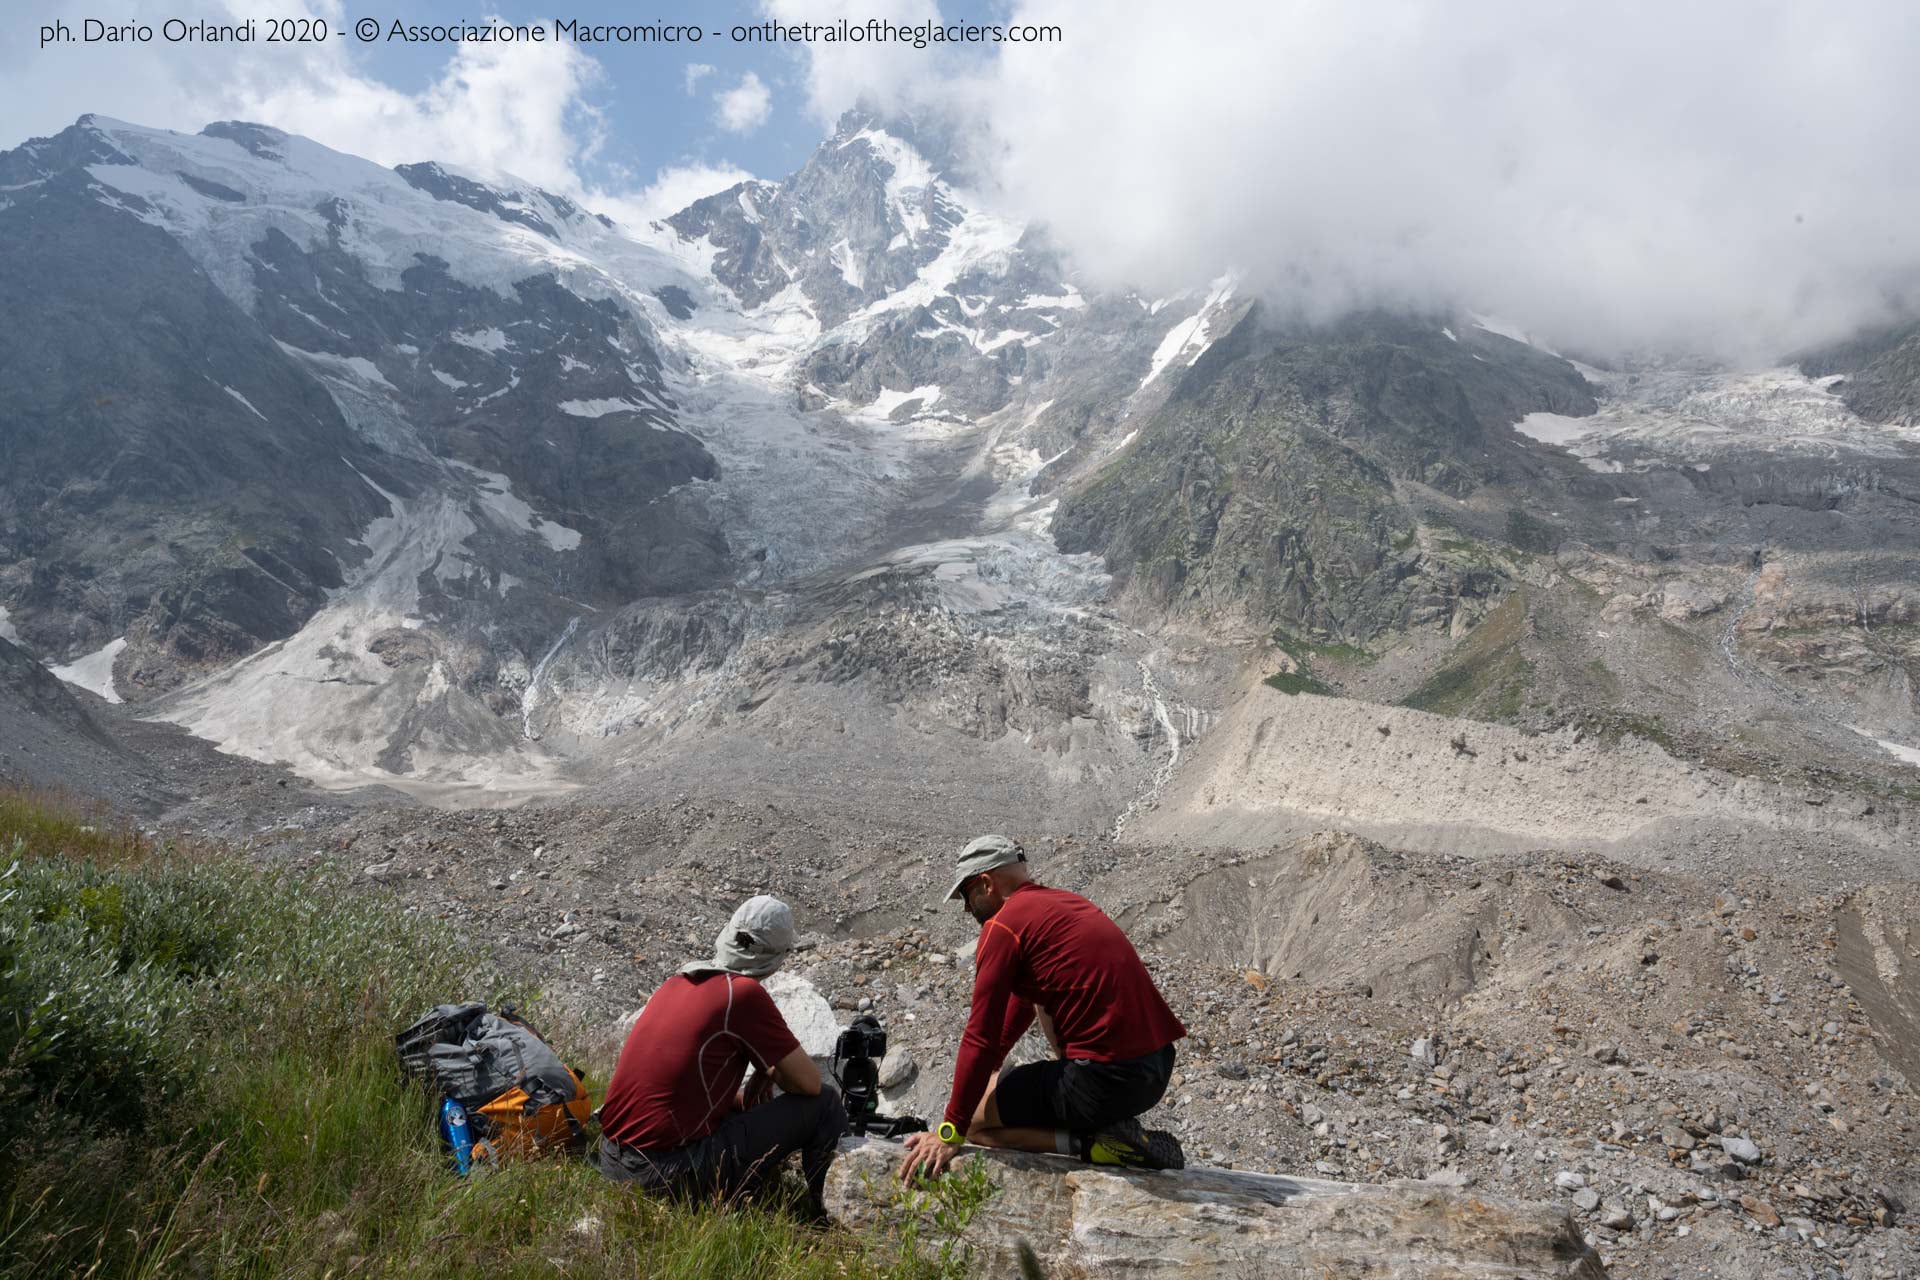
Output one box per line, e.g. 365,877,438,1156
937,1121,965,1146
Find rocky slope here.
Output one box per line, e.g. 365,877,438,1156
1053,308,1600,642
1800,320,1920,426
188,786,1914,1280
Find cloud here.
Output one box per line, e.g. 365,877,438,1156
2,0,759,230
4,0,607,186
775,0,1920,359
596,161,757,226
759,0,943,125
714,72,773,134
684,63,718,96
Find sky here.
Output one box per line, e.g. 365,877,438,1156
6,0,1920,359
1,0,1001,219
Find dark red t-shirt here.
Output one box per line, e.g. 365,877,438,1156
599,971,801,1151
945,883,1186,1131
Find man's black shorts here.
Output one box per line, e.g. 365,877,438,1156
991,1043,1176,1133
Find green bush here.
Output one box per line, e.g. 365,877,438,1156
1263,669,1331,696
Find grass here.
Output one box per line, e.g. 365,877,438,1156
0,790,983,1280
0,787,152,864
1265,627,1369,698
1262,670,1332,697
1402,591,1535,720
1270,627,1375,667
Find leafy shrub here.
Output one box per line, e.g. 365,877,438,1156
0,874,190,1135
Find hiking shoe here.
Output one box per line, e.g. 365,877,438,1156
1086,1117,1185,1170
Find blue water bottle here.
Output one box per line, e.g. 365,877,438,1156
441,1099,475,1175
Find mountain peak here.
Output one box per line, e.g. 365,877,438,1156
827,100,964,183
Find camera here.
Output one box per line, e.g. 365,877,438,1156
831,1014,926,1139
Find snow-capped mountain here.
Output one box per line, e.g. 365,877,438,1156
3,106,1917,814
0,108,1234,803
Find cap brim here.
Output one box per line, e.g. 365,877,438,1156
944,871,971,902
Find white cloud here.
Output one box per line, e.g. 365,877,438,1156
683,63,717,96
759,0,942,125
769,0,1920,359
12,0,1920,358
714,72,772,135
596,161,757,226
4,0,602,189
2,0,762,230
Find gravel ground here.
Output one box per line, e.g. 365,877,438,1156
12,641,1918,1279
222,790,1920,1280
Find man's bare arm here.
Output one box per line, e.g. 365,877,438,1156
770,1044,822,1097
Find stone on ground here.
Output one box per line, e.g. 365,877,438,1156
825,1138,1607,1277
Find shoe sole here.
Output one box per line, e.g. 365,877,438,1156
1096,1119,1186,1171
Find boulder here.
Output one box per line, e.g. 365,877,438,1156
763,971,843,1058
825,1139,1607,1278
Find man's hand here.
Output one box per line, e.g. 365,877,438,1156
741,1069,775,1109
897,1129,962,1183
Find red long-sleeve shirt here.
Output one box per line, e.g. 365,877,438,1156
944,883,1185,1132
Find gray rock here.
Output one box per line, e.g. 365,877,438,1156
1719,1135,1763,1165
826,1140,1607,1278
1661,1126,1695,1151
1573,1188,1602,1212
762,971,842,1058
877,1047,917,1090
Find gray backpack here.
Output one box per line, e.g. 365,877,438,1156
426,1012,581,1110
395,1002,590,1158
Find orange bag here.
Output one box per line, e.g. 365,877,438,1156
473,1071,593,1160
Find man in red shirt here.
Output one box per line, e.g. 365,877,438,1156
596,896,846,1219
899,836,1186,1182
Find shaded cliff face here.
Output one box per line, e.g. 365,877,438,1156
0,116,728,718
1798,319,1920,425
1053,309,1598,641
0,154,397,686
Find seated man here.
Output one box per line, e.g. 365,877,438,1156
596,895,846,1220
899,836,1186,1182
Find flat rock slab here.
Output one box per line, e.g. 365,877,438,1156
826,1139,1606,1278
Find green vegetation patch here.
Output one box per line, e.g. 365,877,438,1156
1271,627,1375,667
0,791,977,1280
1403,591,1535,720
1263,669,1333,696
1582,710,1682,755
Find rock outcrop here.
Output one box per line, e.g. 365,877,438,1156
825,1138,1606,1278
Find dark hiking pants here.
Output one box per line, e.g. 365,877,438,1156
595,1086,848,1210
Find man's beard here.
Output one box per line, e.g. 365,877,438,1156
967,897,999,925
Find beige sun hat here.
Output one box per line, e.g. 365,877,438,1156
681,894,796,978
944,834,1027,902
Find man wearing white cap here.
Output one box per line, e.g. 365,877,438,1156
899,836,1186,1182
596,895,846,1220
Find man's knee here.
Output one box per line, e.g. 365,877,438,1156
812,1083,848,1136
